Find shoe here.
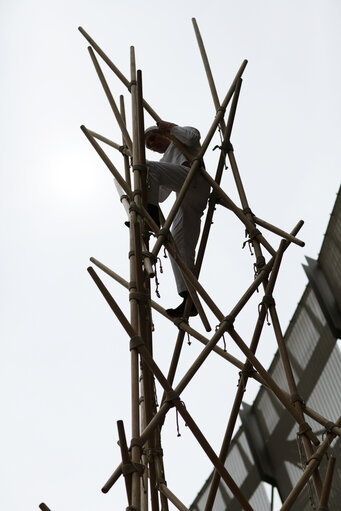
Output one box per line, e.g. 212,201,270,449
166,295,198,318
124,204,160,230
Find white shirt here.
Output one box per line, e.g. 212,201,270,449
160,125,201,165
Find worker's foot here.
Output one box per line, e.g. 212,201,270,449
166,293,198,318
124,204,160,230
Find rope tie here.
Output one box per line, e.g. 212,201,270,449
175,401,187,437
187,331,191,346
142,250,157,265
132,189,142,198
238,367,255,390
163,247,168,258
297,421,312,436
153,257,163,298
130,336,145,351
291,393,305,406
132,164,147,173
129,291,147,304
156,227,169,240
128,202,140,214
122,462,144,476
323,421,336,435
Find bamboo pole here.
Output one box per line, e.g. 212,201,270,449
117,420,133,505
318,456,335,510
280,416,341,511
203,239,287,511
164,77,244,395
150,60,248,261
87,128,131,156
119,95,132,187
39,504,52,511
191,18,225,133
81,125,132,198
253,215,305,247
135,68,162,511
129,46,142,511
88,47,133,152
89,256,267,384
158,484,190,511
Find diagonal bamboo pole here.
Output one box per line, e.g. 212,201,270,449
280,416,341,511
88,46,133,152
192,17,226,133
39,504,52,511
87,128,131,156
158,484,190,511
203,239,287,511
81,125,132,197
164,77,244,398
117,420,133,505
89,256,266,384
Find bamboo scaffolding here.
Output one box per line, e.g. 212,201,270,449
318,456,335,510
78,24,341,511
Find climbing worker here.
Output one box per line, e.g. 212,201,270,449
145,120,210,318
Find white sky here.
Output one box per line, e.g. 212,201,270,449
1,1,340,510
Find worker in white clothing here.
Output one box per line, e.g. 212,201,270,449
145,120,210,318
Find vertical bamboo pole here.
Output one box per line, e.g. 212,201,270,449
318,456,335,510
119,94,132,189
129,45,142,511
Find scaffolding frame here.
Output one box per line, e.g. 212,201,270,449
39,18,341,511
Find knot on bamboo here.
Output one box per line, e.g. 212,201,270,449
307,451,323,464
126,506,139,511
142,250,157,264
221,315,235,331
132,164,147,173
291,393,305,406
216,106,226,114
132,189,142,198
297,421,312,436
255,255,266,270
129,292,147,304
324,421,337,434
122,461,144,476
221,140,234,153
156,228,170,239
120,193,130,203
164,390,180,406
130,336,145,351
248,227,261,240
262,295,276,307
130,437,143,450
129,281,137,290
128,202,140,214
129,79,137,87
243,206,254,216
146,447,163,459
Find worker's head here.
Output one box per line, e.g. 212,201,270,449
145,126,170,154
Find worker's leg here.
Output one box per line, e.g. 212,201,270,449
146,161,189,204
170,175,210,294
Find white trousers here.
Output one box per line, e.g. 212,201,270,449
147,161,210,294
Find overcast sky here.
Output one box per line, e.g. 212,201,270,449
1,1,340,510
